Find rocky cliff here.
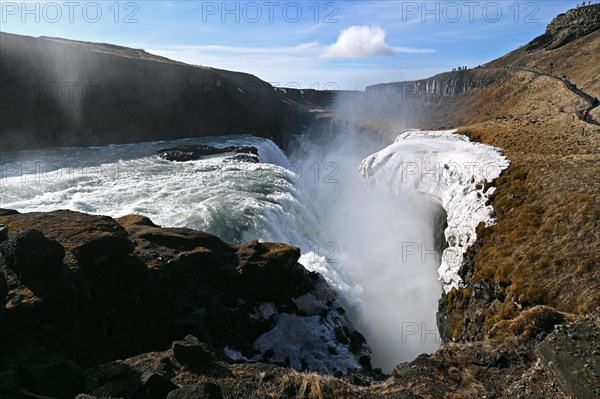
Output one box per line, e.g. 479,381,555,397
0,33,320,151
525,3,600,52
365,67,511,105
328,6,599,397
3,208,597,399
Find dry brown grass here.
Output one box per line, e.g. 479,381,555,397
447,33,600,332
173,363,376,399
487,305,576,341
272,372,352,399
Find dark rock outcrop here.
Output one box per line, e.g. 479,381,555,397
166,383,223,399
134,373,179,399
171,335,215,369
157,145,258,162
536,309,600,399
0,229,65,280
79,306,578,399
0,209,370,398
17,354,85,399
0,271,7,308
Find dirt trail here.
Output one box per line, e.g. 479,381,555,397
512,66,600,125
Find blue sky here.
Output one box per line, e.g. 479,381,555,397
0,1,580,89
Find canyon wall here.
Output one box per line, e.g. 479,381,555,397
0,33,296,151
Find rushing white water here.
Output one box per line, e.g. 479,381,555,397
0,132,444,372
0,135,310,243
290,129,444,372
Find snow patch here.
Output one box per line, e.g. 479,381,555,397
224,278,370,375
249,302,277,320
360,130,510,292
223,346,249,362
251,307,363,374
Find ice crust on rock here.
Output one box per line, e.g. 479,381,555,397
360,130,510,292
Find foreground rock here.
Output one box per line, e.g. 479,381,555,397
0,209,370,398
51,306,589,398
157,145,259,162
536,309,600,399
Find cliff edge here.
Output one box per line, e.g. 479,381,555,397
0,33,295,151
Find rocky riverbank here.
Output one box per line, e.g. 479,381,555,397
0,209,371,398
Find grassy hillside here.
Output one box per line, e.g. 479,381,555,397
350,8,600,341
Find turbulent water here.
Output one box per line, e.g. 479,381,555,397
0,133,443,372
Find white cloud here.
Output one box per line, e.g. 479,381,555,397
321,25,393,59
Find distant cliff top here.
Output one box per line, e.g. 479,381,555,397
365,4,600,94
525,3,600,51
38,35,191,66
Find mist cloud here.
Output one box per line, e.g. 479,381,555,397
291,116,443,372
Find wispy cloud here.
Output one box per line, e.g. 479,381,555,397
391,46,436,55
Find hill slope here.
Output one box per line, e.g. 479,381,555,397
0,33,295,151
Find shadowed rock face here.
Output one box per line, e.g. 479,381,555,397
0,210,370,398
0,32,290,151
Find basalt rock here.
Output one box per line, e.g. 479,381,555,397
525,3,600,52
234,240,313,302
536,309,600,399
133,373,179,399
157,145,259,162
0,225,8,242
166,383,223,399
0,271,7,308
172,335,215,369
0,209,370,398
222,153,259,163
17,354,85,399
0,229,65,280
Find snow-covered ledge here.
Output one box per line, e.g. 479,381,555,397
360,130,510,292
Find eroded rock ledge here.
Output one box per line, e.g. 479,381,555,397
157,145,259,163
0,209,370,398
